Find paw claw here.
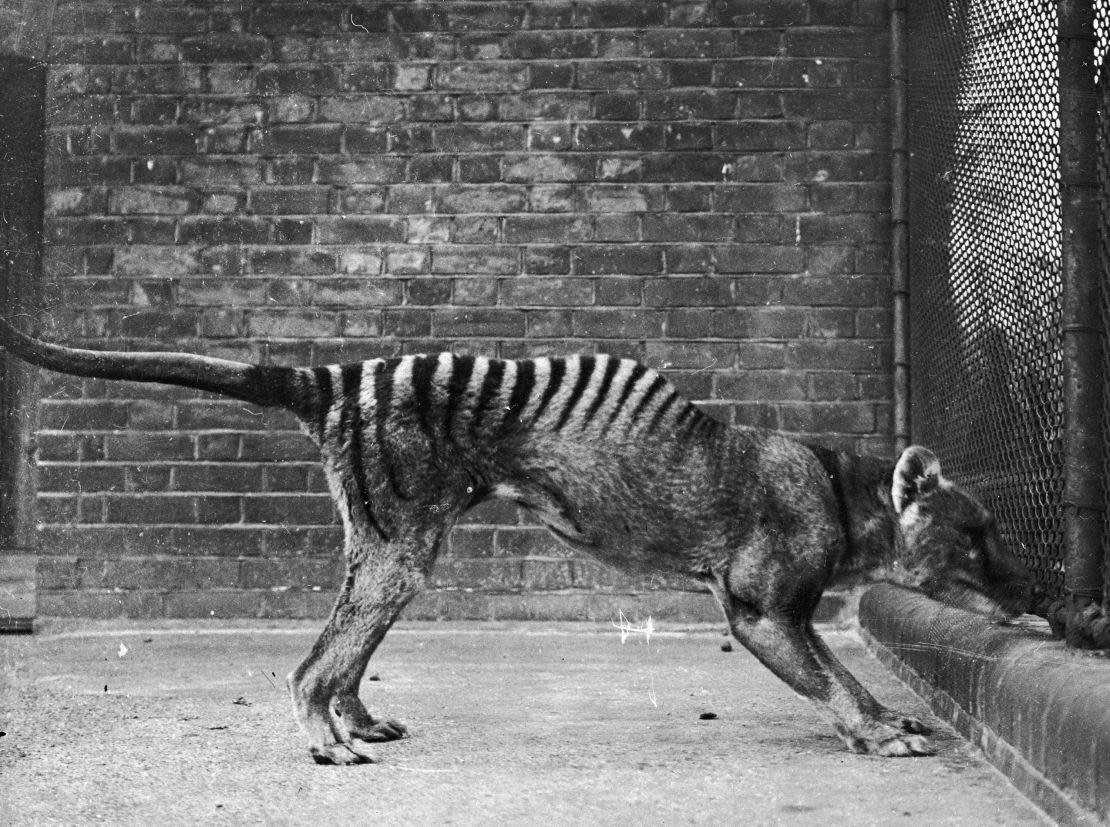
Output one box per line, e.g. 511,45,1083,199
310,742,377,765
351,718,407,742
899,717,932,736
841,723,937,757
880,708,932,735
872,733,936,757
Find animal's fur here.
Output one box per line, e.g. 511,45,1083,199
0,320,1034,762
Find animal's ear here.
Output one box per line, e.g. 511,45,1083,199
892,446,941,514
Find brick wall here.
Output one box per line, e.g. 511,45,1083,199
32,0,892,618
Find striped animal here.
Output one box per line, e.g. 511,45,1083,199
0,319,1033,763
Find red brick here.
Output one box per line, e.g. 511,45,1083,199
453,278,499,306
39,400,129,431
785,340,890,371
38,464,125,493
113,65,203,94
526,310,573,338
572,309,663,339
666,309,713,338
575,123,665,151
575,246,662,275
716,245,806,274
645,341,737,370
435,123,526,152
712,307,806,339
809,372,862,401
437,62,529,91
502,154,593,182
317,216,405,245
242,495,335,525
717,372,807,402
433,309,526,338
250,125,343,155
182,34,270,63
431,246,519,275
316,158,406,184
642,214,733,242
239,557,344,590
779,402,876,434
781,275,879,306
645,276,730,306
438,184,528,213
504,215,591,243
524,247,571,275
502,278,594,306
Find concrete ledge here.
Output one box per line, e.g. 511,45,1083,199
859,584,1110,826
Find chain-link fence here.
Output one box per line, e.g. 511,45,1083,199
907,2,1109,644
908,0,1067,597
1097,2,1110,610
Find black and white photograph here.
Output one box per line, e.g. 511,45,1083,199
0,1,1107,823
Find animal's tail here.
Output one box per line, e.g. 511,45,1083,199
0,316,318,418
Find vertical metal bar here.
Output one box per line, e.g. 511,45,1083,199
890,0,911,454
0,0,53,631
1058,0,1105,645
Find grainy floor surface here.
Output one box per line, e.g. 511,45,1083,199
0,620,1050,826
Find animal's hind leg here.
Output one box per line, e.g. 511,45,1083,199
288,533,437,765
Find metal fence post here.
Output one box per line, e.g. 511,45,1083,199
890,0,911,454
1058,0,1105,646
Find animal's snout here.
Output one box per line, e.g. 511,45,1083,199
1024,581,1049,612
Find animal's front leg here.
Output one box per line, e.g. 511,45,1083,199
803,629,932,739
727,615,934,757
288,556,426,765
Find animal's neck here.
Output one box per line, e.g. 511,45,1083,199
807,446,900,584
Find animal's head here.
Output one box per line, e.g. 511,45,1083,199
890,446,1034,618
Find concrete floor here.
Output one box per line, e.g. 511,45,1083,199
1,620,1049,826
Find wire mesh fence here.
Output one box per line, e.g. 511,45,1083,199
1097,2,1110,607
907,0,1067,599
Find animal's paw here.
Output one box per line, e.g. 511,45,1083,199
333,694,408,742
347,716,407,742
880,709,932,736
867,732,936,757
309,739,380,765
838,724,936,757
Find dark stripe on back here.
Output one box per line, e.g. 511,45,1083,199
340,362,389,541
605,362,647,427
374,358,408,499
471,359,505,435
554,356,596,431
646,390,679,434
628,374,667,428
674,402,695,430
531,358,566,423
501,358,535,433
444,354,476,442
582,356,620,428
698,416,723,438
410,355,438,443
312,366,333,439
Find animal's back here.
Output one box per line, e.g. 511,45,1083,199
311,352,739,560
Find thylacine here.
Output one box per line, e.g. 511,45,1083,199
0,318,1033,763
